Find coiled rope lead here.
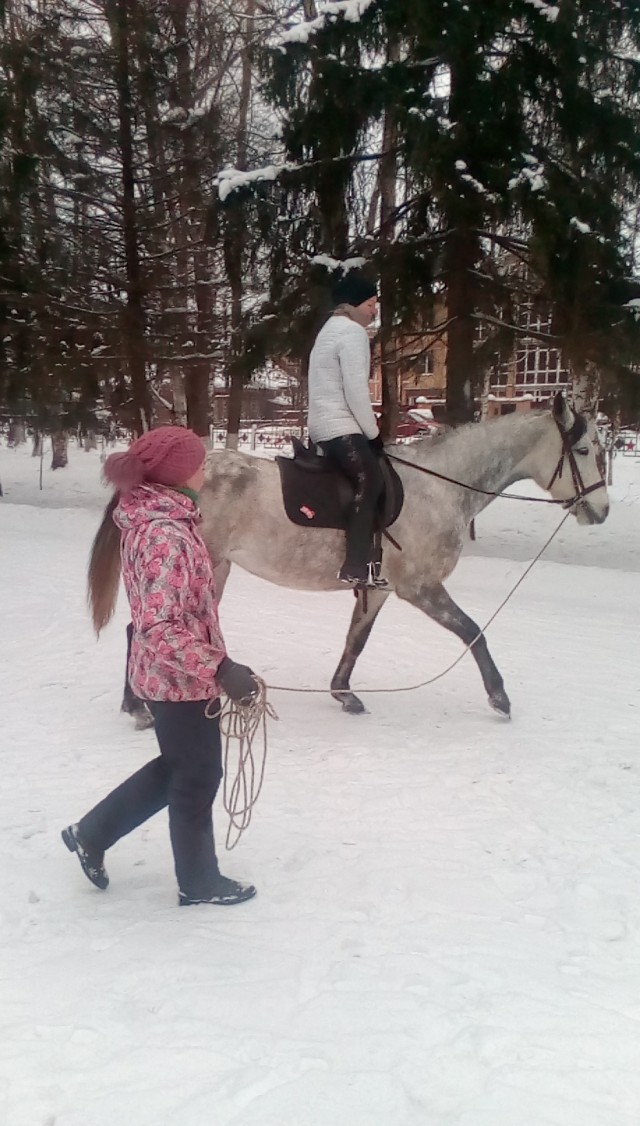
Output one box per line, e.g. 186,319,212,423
207,679,278,850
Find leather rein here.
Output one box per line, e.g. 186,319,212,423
387,419,607,509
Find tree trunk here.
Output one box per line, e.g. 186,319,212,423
51,431,68,469
167,3,223,437
571,361,599,415
32,431,43,456
224,270,244,451
444,52,480,426
107,0,151,434
135,10,183,427
8,422,26,446
171,376,188,426
444,223,479,425
607,409,620,486
378,36,400,443
224,0,255,450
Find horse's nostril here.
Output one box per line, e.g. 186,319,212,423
590,504,609,525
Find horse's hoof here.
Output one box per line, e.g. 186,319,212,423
489,690,511,718
331,691,367,715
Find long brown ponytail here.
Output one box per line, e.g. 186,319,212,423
87,493,122,634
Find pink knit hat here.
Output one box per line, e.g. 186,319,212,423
104,426,207,493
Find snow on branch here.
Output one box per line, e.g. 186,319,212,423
310,254,367,273
508,154,547,193
569,217,592,235
216,163,296,202
275,0,377,48
522,0,559,21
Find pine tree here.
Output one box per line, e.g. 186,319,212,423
1,1,283,442
252,0,640,426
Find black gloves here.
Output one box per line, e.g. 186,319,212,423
369,434,385,455
216,656,259,703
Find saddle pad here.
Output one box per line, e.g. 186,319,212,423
276,453,404,531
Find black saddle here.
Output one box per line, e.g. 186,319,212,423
276,437,404,531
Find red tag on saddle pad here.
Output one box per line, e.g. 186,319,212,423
300,505,316,520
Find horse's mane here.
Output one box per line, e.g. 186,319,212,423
393,405,583,464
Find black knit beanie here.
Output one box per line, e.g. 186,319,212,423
332,272,378,308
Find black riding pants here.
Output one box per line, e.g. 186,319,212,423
78,700,223,899
319,433,384,578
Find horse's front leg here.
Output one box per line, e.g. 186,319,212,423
404,583,511,717
331,589,389,714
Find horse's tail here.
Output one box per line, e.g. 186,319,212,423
88,493,121,634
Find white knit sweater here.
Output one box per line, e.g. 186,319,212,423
307,314,379,442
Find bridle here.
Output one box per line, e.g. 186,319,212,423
546,418,607,509
387,415,608,509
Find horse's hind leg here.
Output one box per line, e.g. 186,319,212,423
405,583,511,717
214,558,231,597
331,589,389,714
121,622,154,730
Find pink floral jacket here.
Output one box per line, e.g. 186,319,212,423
113,485,227,702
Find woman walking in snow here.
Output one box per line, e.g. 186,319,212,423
63,426,259,907
307,271,387,589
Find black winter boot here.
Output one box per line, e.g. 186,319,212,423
62,824,109,891
179,875,256,906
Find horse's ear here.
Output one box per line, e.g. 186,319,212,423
552,391,573,431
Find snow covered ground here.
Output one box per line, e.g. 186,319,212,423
1,439,640,1126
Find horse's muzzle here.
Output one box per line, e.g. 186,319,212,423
574,498,609,525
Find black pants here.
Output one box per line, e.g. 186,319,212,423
78,700,223,899
320,433,384,578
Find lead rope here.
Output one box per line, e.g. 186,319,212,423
205,506,572,847
206,679,278,850
266,506,574,697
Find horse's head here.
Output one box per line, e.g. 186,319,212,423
539,392,609,525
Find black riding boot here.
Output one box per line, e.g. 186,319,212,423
319,434,387,587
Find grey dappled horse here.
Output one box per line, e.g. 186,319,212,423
90,394,608,721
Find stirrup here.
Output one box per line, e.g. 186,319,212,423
367,561,389,589
337,565,388,591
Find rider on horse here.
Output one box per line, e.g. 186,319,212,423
307,271,388,590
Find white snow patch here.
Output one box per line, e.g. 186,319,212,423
2,443,640,1125
311,254,368,273
275,0,376,47
570,217,592,235
523,0,560,20
217,164,295,202
509,159,547,193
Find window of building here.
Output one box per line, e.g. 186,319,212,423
521,303,552,336
515,345,566,388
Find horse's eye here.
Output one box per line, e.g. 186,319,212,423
575,447,589,456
